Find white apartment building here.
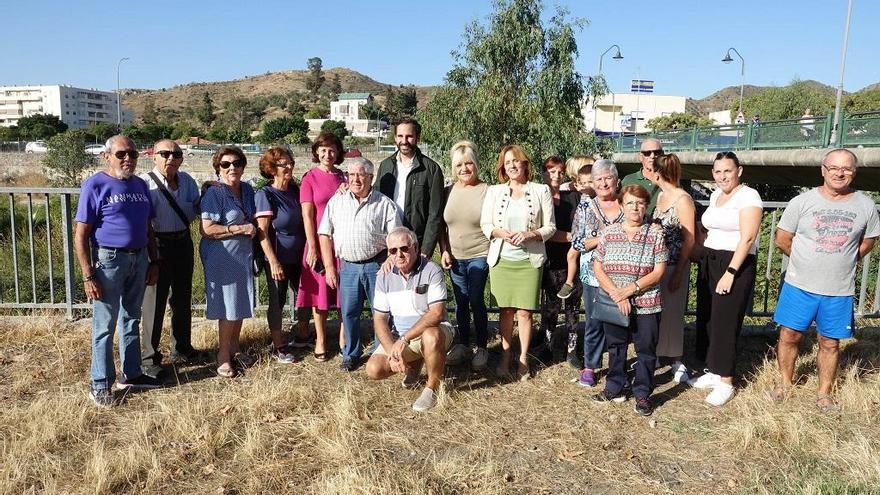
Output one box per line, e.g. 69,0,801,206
583,92,687,134
329,92,387,136
0,85,133,129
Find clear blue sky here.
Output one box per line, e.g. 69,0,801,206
5,0,878,99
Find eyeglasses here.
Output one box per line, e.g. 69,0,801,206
346,172,372,179
640,149,663,157
823,164,855,175
156,150,183,159
388,245,411,255
219,160,245,169
276,161,294,168
624,200,647,208
113,150,139,160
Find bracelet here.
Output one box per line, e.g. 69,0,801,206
225,225,232,234
726,266,738,276
633,281,642,294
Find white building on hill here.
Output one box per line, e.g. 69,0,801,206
0,84,133,128
583,92,687,134
329,92,387,136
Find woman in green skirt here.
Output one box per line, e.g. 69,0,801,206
480,145,556,379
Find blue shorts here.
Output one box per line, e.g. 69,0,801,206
773,281,854,340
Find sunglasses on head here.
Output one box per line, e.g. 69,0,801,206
156,150,183,159
640,149,663,157
219,160,245,169
113,150,139,160
388,245,411,255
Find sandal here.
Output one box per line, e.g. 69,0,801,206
216,363,237,378
816,393,841,414
766,383,792,403
313,352,328,363
518,361,531,382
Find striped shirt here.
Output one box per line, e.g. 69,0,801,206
594,223,668,314
372,257,447,337
140,168,200,232
317,188,400,262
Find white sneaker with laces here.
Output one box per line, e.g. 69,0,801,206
687,371,721,389
705,382,736,406
672,361,690,384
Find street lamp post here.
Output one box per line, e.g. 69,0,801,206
830,0,854,147
592,44,623,133
722,48,745,114
116,57,130,131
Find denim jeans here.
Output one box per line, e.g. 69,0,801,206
582,285,605,370
449,256,489,348
339,258,380,361
91,247,149,390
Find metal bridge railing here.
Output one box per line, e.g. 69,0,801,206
2,187,879,320
615,111,880,152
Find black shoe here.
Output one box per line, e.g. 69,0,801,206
591,389,627,403
173,348,208,364
633,396,654,416
567,352,582,370
339,358,358,372
89,388,114,407
117,373,163,389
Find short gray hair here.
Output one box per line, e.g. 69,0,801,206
386,226,418,248
104,134,134,151
346,156,374,175
822,148,859,169
591,159,618,178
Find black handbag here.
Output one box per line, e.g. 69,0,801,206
592,224,652,327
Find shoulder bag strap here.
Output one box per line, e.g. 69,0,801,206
148,172,190,229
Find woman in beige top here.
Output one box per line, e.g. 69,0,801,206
440,141,491,371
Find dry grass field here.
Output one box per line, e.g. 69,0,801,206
1,316,879,495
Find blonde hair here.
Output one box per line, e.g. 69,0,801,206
566,155,594,179
449,140,479,168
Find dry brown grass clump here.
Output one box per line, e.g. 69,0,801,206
0,316,878,495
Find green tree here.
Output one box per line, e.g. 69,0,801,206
227,126,250,144
329,73,343,98
647,112,715,131
283,130,310,145
221,97,263,132
738,80,834,121
321,120,349,141
207,126,227,143
17,114,68,140
194,92,216,127
170,123,201,141
261,116,309,144
384,86,418,123
87,122,117,143
305,57,325,95
845,89,880,114
305,98,330,119
0,126,21,142
419,0,601,178
41,129,93,186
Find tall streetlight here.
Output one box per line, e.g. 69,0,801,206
116,57,130,131
830,0,854,147
721,48,745,114
592,44,623,133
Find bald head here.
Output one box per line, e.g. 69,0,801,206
638,138,664,173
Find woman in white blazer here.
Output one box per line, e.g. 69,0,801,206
480,144,556,380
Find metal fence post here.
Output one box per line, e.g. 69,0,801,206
61,193,76,320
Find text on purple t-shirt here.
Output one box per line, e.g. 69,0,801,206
75,172,155,249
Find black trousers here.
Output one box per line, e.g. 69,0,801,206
604,313,659,399
144,235,194,364
695,248,756,377
538,266,583,360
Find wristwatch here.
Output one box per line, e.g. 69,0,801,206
726,266,738,276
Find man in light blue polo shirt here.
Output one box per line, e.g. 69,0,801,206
772,149,880,412
364,226,454,412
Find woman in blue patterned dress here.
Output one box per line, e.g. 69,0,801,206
200,146,257,378
592,184,667,416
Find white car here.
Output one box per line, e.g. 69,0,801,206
25,141,47,153
84,144,106,155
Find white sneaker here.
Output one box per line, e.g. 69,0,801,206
671,361,690,384
687,371,721,389
471,347,489,370
412,387,437,412
705,382,736,406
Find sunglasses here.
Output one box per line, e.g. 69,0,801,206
219,160,245,169
156,150,184,159
388,245,411,255
640,149,663,157
113,150,139,160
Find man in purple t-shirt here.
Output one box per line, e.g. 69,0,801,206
74,135,162,406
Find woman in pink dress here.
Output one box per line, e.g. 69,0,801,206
297,132,346,361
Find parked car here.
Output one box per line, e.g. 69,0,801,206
238,144,262,154
25,141,48,153
186,144,220,156
84,144,106,155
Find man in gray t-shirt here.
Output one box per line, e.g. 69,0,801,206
771,149,879,412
